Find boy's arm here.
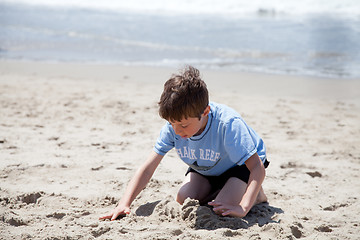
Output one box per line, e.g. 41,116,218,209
99,151,164,221
240,153,266,213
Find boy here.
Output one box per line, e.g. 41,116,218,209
100,66,268,220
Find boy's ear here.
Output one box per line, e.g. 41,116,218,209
203,105,210,116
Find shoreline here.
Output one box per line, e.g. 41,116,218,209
1,60,360,101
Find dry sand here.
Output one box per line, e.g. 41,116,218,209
0,61,359,239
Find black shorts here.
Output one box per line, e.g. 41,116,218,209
185,159,269,192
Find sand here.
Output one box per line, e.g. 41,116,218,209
0,60,359,239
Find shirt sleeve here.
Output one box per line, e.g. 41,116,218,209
223,118,257,166
153,123,175,156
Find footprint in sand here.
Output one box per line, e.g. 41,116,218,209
46,212,66,219
4,216,28,227
290,223,304,239
17,192,43,204
323,203,348,211
306,171,322,178
91,226,111,238
315,224,333,232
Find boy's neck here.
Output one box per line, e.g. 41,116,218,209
194,115,209,136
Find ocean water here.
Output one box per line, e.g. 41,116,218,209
0,0,359,78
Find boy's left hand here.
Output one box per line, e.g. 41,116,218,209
208,201,248,218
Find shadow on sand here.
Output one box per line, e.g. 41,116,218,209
135,198,283,231
190,202,284,230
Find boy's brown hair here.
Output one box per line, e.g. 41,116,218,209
159,66,209,122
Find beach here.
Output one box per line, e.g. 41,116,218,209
0,60,359,239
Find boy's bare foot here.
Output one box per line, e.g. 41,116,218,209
255,187,268,205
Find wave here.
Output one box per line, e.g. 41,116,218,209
1,1,359,78
1,0,359,17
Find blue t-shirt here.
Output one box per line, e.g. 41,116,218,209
154,102,266,176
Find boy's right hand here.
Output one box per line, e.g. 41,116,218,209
99,204,131,221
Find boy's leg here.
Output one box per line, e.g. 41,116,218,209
214,177,247,206
176,172,212,204
212,177,267,214
256,186,268,204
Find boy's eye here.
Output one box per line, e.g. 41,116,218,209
181,125,188,128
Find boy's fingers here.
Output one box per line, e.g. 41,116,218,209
124,207,130,215
210,202,225,209
111,211,129,221
99,214,112,220
99,209,119,220
100,208,131,221
208,201,220,206
222,210,232,216
214,207,227,213
111,213,120,221
99,212,111,219
212,204,232,215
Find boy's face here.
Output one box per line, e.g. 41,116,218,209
169,106,210,139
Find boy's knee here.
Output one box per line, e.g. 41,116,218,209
177,187,206,205
176,185,198,205
176,195,184,205
176,188,188,205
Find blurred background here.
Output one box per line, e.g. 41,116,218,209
0,0,359,78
